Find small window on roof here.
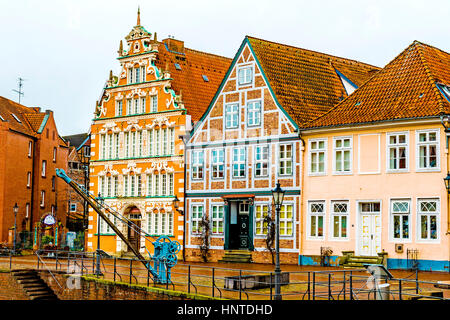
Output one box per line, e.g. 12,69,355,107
0,115,4,121
202,75,209,82
11,113,21,123
174,63,181,70
442,86,450,98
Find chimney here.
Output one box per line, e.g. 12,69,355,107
162,37,184,53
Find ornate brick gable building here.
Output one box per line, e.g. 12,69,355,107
0,96,69,247
88,11,231,256
185,36,379,263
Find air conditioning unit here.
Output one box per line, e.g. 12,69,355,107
395,244,403,253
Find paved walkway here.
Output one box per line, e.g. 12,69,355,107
1,254,449,300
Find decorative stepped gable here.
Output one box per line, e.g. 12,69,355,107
98,11,232,123
303,40,450,129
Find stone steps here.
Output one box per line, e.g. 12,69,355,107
11,269,59,300
341,255,382,268
219,250,252,263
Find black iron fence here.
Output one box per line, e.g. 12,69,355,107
0,250,448,301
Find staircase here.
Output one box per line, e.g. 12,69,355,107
341,255,382,269
218,250,252,263
11,269,59,300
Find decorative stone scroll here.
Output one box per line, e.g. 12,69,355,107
145,116,175,130
98,164,120,176
122,162,142,175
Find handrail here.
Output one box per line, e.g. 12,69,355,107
35,251,63,289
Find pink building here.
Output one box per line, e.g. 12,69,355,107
300,41,450,271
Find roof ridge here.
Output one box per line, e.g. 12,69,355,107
414,41,446,114
301,41,421,129
246,35,380,69
183,46,232,61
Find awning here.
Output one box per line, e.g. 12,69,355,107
221,194,255,200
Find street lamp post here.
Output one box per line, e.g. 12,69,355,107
179,134,190,262
13,203,18,255
95,193,104,277
271,181,285,300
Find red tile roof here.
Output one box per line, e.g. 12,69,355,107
0,96,39,136
303,41,450,129
247,36,380,126
154,42,232,122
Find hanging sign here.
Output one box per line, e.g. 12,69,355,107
43,214,56,226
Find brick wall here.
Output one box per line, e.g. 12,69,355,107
0,272,29,300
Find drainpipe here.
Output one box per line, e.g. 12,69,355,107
297,131,306,265
30,137,37,233
440,114,450,272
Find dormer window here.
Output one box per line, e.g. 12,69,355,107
202,75,209,82
11,113,21,123
238,66,253,86
0,115,4,121
174,63,181,71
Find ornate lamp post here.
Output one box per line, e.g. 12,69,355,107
271,181,285,300
95,193,104,277
444,173,450,193
13,203,18,255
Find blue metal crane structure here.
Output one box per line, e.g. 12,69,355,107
56,168,180,283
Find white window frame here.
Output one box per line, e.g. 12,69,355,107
238,66,253,86
333,136,352,174
417,198,440,243
40,190,45,207
211,149,225,180
28,141,32,157
254,203,270,237
416,129,440,171
389,199,411,242
279,144,293,176
151,95,158,113
232,147,246,178
247,100,261,127
254,145,269,177
116,100,123,117
279,203,294,238
211,204,224,236
70,203,77,212
225,104,239,129
307,200,325,240
191,205,204,235
42,160,46,177
308,139,327,175
330,200,349,241
386,132,409,172
27,172,31,187
191,150,204,180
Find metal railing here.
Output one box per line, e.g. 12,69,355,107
0,250,448,301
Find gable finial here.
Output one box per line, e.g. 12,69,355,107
137,6,141,26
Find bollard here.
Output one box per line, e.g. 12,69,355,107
188,265,191,294
312,272,316,300
212,268,215,297
349,274,353,300
270,272,273,300
307,272,310,300
113,257,116,282
239,270,242,300
343,271,346,300
399,279,402,300
328,273,332,300
129,259,133,284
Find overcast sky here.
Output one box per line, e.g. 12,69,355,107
0,0,449,136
